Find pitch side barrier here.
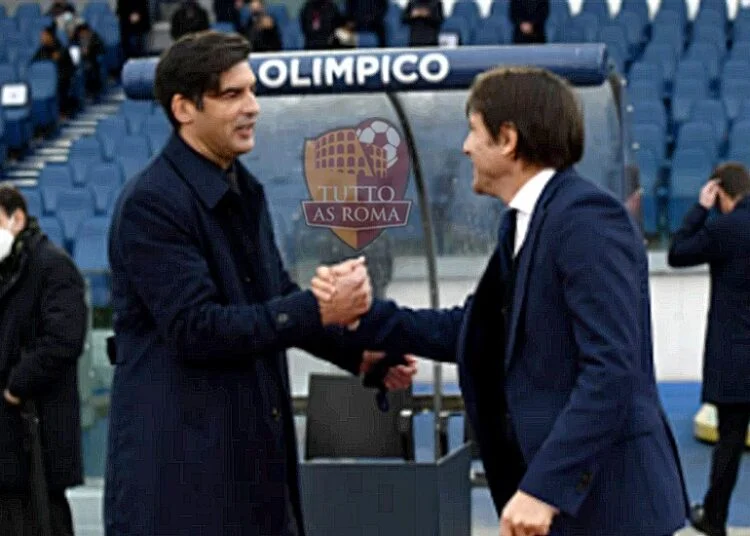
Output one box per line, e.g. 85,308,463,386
121,44,631,463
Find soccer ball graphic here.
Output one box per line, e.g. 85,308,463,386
355,119,402,169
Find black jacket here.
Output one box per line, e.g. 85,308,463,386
170,1,210,40
0,224,88,492
401,0,443,47
668,197,750,403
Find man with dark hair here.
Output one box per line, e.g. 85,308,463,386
668,162,750,536
169,0,210,41
314,66,689,535
0,185,87,536
105,30,416,536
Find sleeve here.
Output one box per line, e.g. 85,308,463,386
343,297,469,363
114,188,326,363
517,195,641,517
7,253,88,399
667,204,730,267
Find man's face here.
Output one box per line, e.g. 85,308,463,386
179,61,260,167
462,112,515,201
40,30,54,47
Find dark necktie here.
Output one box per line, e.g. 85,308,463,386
497,208,518,281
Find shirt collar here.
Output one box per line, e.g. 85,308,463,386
509,168,557,216
162,132,261,209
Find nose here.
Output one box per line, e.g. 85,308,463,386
462,136,470,156
243,90,260,116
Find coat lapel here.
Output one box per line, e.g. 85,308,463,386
504,170,569,370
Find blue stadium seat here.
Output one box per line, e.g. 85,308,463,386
685,42,722,85
357,32,379,48
211,22,235,33
38,216,64,249
98,18,122,72
619,0,648,28
23,188,42,217
728,120,750,161
73,216,111,307
599,24,629,61
737,99,750,122
734,17,750,43
691,24,726,53
118,155,150,182
642,43,677,93
614,10,645,56
14,3,41,19
721,60,750,83
0,63,17,87
671,74,709,126
580,0,611,22
631,123,666,163
722,78,750,121
473,18,512,45
85,162,124,214
38,163,75,214
82,1,112,20
687,99,727,141
635,148,660,235
68,136,105,186
96,116,129,161
697,0,728,23
488,0,511,20
627,78,662,104
571,12,600,42
729,42,750,63
629,99,667,135
627,61,663,94
266,3,289,27
27,60,58,129
650,23,684,58
669,147,714,231
675,59,709,84
451,0,481,29
676,121,719,161
56,189,96,245
440,16,472,45
119,100,153,135
281,21,304,50
656,0,687,28
116,135,151,162
0,115,6,167
0,81,34,151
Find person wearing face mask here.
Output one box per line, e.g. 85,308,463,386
0,185,88,536
668,162,750,536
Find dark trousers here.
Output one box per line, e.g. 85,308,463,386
703,403,750,528
0,491,74,536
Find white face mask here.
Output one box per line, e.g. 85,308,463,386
0,216,17,262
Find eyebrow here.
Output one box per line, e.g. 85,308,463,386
217,81,257,95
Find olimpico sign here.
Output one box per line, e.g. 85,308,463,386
256,53,451,89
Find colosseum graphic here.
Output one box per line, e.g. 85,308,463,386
303,118,412,249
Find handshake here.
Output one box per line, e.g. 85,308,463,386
311,256,372,329
311,256,417,394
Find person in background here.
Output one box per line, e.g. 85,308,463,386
32,26,76,117
345,0,388,47
300,0,345,49
170,0,210,41
117,0,151,59
510,0,549,44
0,185,88,536
243,0,282,52
401,0,443,47
668,162,750,536
70,22,106,97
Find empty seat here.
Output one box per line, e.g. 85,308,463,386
85,162,124,213
116,135,151,161
676,121,719,160
73,216,111,306
631,123,666,162
38,163,75,214
96,116,129,161
38,216,65,249
687,99,727,141
22,188,42,217
27,60,58,129
55,189,96,245
722,78,750,121
629,100,667,135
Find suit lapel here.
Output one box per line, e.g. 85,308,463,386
504,170,569,371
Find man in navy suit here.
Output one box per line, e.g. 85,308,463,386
314,66,689,535
668,162,750,536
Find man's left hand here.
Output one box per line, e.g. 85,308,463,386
3,389,21,406
500,491,558,536
360,351,418,390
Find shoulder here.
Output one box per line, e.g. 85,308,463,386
32,236,84,285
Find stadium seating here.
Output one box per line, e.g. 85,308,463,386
6,0,750,308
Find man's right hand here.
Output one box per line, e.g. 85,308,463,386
699,179,720,209
313,257,372,326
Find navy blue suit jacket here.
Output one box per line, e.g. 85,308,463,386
350,168,689,535
668,197,750,404
105,134,364,536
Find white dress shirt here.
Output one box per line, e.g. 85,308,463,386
508,168,557,257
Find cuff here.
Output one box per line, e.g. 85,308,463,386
265,290,324,348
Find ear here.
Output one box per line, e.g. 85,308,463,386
171,94,197,127
497,123,518,158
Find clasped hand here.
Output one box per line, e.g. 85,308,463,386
312,256,372,328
